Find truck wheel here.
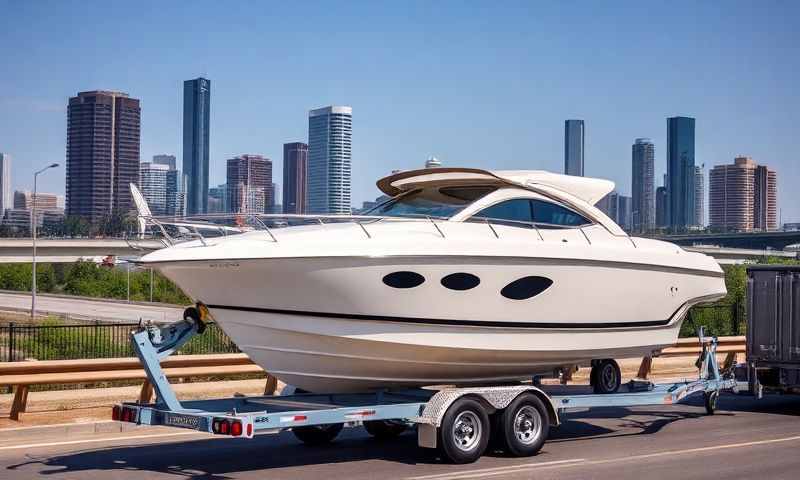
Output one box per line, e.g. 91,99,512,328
438,397,490,464
704,391,719,415
292,423,344,445
499,393,549,457
364,420,407,439
592,359,621,394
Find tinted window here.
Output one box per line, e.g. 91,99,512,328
367,186,496,219
501,276,553,300
531,200,590,227
441,273,481,291
472,199,533,226
382,271,425,289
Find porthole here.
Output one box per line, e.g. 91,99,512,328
383,271,425,289
501,276,553,300
441,273,480,291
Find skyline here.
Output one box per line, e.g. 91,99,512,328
1,1,798,222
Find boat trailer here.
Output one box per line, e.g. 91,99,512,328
114,304,737,464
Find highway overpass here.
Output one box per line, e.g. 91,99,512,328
0,238,164,263
652,230,800,250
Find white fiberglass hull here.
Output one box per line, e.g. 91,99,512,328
151,254,726,392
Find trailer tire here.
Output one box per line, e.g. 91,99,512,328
499,393,549,457
292,423,344,445
438,397,490,464
592,359,621,394
704,391,718,415
364,420,407,439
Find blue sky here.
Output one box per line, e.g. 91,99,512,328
1,1,798,221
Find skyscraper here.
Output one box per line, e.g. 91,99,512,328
655,186,667,228
165,169,185,216
564,120,585,176
226,154,271,214
709,156,778,232
153,154,176,170
66,90,140,223
0,153,10,216
282,142,308,214
139,162,169,216
631,138,655,232
183,77,210,214
308,106,352,214
694,165,705,227
666,116,695,230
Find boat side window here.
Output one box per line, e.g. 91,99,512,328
531,199,591,228
471,199,534,228
366,186,497,219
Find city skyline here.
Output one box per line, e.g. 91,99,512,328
1,2,798,222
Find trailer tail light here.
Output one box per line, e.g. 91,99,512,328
112,405,121,421
212,417,246,437
114,406,138,423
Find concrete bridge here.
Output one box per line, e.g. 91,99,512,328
0,238,164,263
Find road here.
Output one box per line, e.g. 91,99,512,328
0,291,183,323
0,394,798,479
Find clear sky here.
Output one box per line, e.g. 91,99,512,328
1,1,798,221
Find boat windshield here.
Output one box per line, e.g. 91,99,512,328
367,186,497,219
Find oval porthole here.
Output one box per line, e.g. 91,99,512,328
441,273,481,291
501,276,553,300
383,271,425,289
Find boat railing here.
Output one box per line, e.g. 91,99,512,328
139,213,595,247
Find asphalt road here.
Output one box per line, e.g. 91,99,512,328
0,291,183,323
1,393,798,479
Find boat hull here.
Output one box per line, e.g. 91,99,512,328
152,255,726,392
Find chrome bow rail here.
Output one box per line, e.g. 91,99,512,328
138,212,599,248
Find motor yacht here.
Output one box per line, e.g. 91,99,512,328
136,168,726,392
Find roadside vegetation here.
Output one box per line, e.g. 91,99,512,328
0,261,191,305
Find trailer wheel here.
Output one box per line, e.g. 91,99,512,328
704,391,719,415
592,359,621,394
500,393,549,457
364,420,407,439
292,423,344,446
438,397,490,464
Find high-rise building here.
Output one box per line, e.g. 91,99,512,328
754,164,778,231
666,116,695,230
14,190,62,210
208,184,226,214
708,156,778,232
0,153,10,216
655,186,667,228
694,165,705,227
308,106,352,214
165,169,185,216
631,138,655,232
282,142,308,214
139,162,169,216
183,78,211,214
596,190,631,231
564,119,585,176
425,156,442,168
226,154,272,214
153,154,176,170
66,90,140,223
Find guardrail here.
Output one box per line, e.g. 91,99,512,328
0,353,276,420
1,336,747,421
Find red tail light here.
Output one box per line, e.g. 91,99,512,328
231,421,243,437
246,423,253,436
112,405,120,421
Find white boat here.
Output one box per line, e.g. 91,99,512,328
137,168,726,392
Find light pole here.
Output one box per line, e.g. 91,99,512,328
31,163,59,320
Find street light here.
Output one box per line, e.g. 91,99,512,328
31,162,60,320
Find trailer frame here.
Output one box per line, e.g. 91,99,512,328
113,305,737,463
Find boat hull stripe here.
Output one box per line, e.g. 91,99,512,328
205,304,674,329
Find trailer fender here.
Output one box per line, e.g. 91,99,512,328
415,385,559,428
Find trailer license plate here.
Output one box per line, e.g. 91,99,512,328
165,413,200,429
